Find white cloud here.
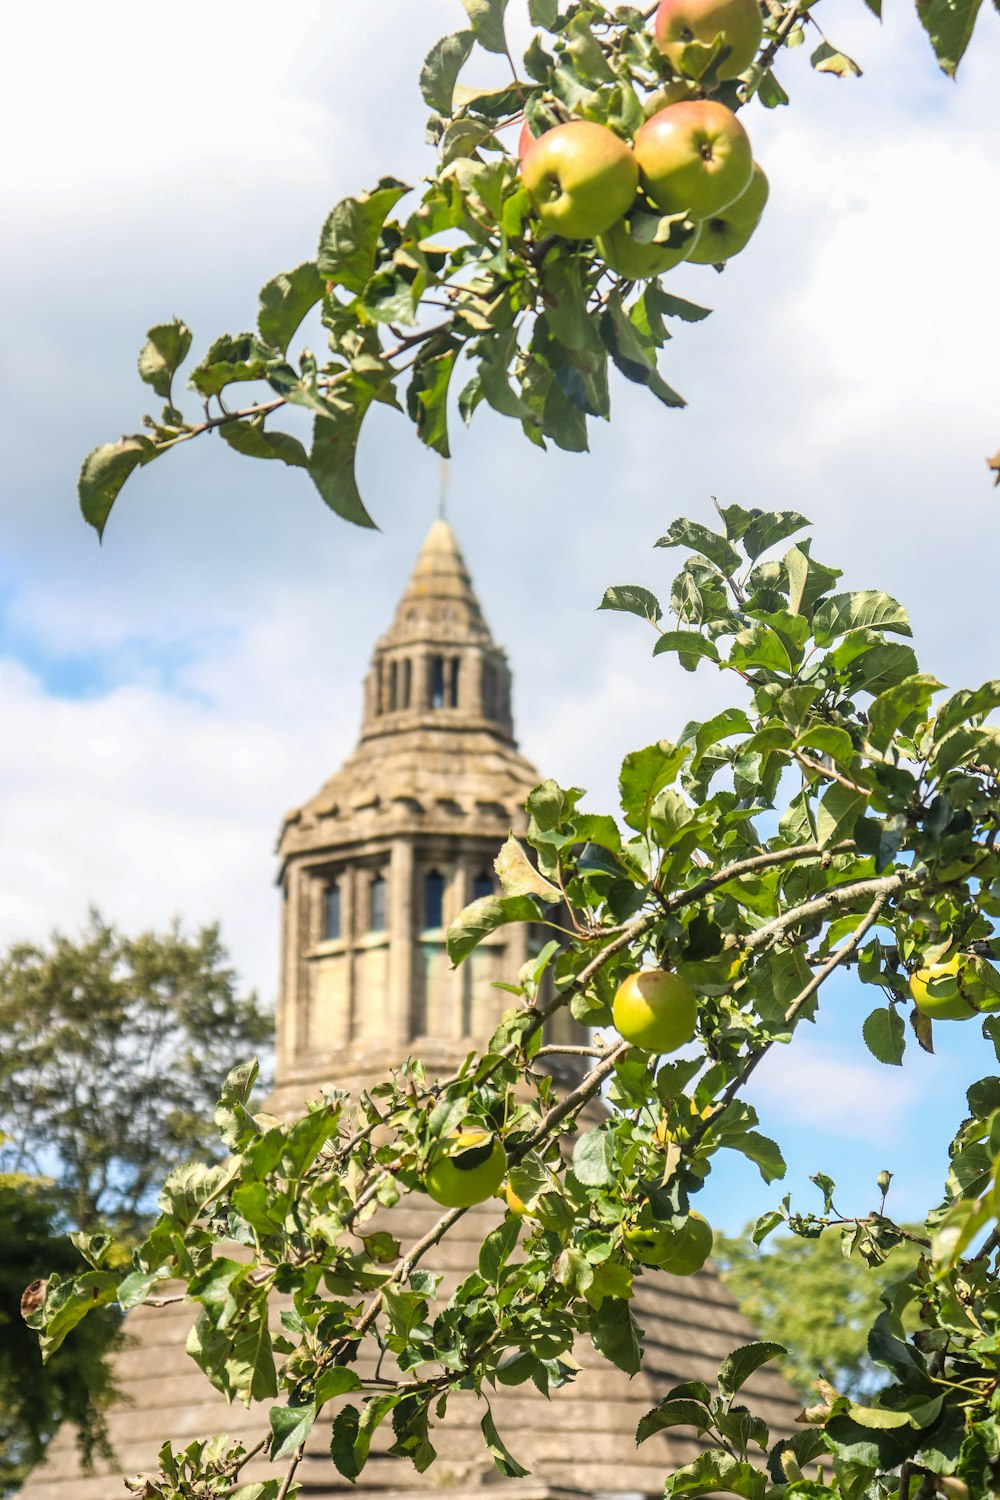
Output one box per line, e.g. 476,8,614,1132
743,1038,921,1143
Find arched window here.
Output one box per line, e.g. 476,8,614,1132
369,873,386,932
388,660,398,712
424,869,445,930
473,870,493,902
429,655,445,709
448,656,460,708
322,883,341,942
375,660,383,715
482,661,495,718
402,657,412,709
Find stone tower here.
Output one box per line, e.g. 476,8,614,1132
20,520,801,1500
270,517,574,1113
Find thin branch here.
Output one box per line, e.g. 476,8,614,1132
794,751,872,799
689,891,892,1150
741,872,912,957
276,1445,305,1500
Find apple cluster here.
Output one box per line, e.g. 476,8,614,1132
519,0,768,276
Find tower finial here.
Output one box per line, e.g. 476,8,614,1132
438,458,450,522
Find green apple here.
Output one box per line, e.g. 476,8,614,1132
423,1129,506,1208
612,969,697,1053
634,100,753,220
595,210,701,279
654,0,764,79
521,120,639,239
685,161,768,263
908,952,999,1022
623,1209,713,1274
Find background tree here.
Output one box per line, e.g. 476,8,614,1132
0,910,272,1235
0,1171,120,1498
714,1222,920,1400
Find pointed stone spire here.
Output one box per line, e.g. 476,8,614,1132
272,520,543,1102
359,519,513,742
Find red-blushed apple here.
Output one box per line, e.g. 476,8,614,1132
595,211,701,278
654,0,763,79
521,120,639,239
634,100,752,220
685,161,768,263
517,118,537,160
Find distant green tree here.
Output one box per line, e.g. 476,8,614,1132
0,910,273,1235
0,1172,120,1498
715,1226,919,1401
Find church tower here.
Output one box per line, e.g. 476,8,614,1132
270,518,570,1112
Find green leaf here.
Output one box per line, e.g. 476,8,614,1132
598,584,662,623
868,673,942,752
757,70,789,108
481,1406,529,1477
810,39,863,75
814,781,867,847
813,591,911,647
717,1341,787,1399
600,292,686,408
572,1129,614,1186
728,1132,786,1183
331,1397,401,1482
651,631,720,670
462,0,511,54
916,0,984,73
619,740,687,833
494,835,561,902
420,30,475,112
447,893,542,964
742,510,809,561
137,319,192,398
650,290,712,323
862,1006,905,1066
31,1272,119,1359
317,178,411,294
189,332,273,397
406,340,459,457
636,1399,713,1445
78,435,158,539
219,419,308,468
529,0,559,27
315,1366,364,1405
936,680,1000,738
664,1449,767,1499
479,1214,520,1284
590,1296,642,1374
656,518,741,575
269,1401,317,1461
258,263,324,355
309,398,378,529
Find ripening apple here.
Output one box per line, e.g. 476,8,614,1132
423,1130,507,1208
612,969,697,1053
624,1210,713,1274
653,0,764,79
595,211,701,279
907,952,1000,1022
521,120,639,239
634,100,753,220
685,161,768,263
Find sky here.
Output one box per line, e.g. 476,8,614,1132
2,0,1000,1235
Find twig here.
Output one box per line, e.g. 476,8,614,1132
276,1444,305,1500
689,892,892,1150
794,751,872,798
742,872,912,956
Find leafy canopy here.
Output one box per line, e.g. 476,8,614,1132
31,505,1000,1500
75,0,994,539
0,911,272,1236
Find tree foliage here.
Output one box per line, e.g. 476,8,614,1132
76,0,994,540
715,1220,920,1401
0,911,273,1235
0,1172,120,1498
30,504,1000,1499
